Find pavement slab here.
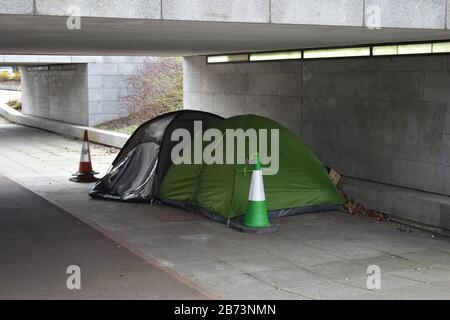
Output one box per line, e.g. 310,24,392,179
390,266,450,284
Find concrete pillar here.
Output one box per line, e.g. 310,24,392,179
21,64,89,125
19,56,148,126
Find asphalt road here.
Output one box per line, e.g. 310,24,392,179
0,173,208,299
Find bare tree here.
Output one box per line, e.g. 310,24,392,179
121,57,183,123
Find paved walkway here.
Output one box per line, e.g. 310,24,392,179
0,172,208,299
0,120,449,299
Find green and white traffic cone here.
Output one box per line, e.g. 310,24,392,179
244,154,271,228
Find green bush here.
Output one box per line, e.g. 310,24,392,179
6,99,21,110
0,71,9,82
97,58,183,133
0,70,21,83
12,71,21,82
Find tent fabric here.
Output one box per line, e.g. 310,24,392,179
158,114,344,220
89,110,224,201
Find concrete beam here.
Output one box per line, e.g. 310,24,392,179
6,0,440,31
1,1,450,55
1,0,448,30
2,55,39,64
0,55,149,66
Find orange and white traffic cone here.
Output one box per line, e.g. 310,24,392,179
69,130,99,183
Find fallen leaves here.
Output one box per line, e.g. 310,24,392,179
105,147,119,154
340,193,387,222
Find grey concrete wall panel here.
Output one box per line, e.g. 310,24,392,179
35,0,161,19
341,177,450,233
271,0,364,26
21,64,90,125
86,59,143,126
365,0,446,29
183,55,302,136
163,0,270,23
2,55,39,64
18,55,147,126
0,0,33,14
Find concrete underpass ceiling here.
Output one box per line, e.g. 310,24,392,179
2,15,450,57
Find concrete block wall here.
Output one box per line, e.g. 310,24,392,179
20,56,148,126
183,54,450,231
183,56,302,137
21,64,89,125
340,177,450,234
87,56,146,126
302,55,450,198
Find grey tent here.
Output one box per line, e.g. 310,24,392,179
89,110,224,201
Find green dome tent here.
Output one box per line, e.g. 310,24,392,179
159,115,344,221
